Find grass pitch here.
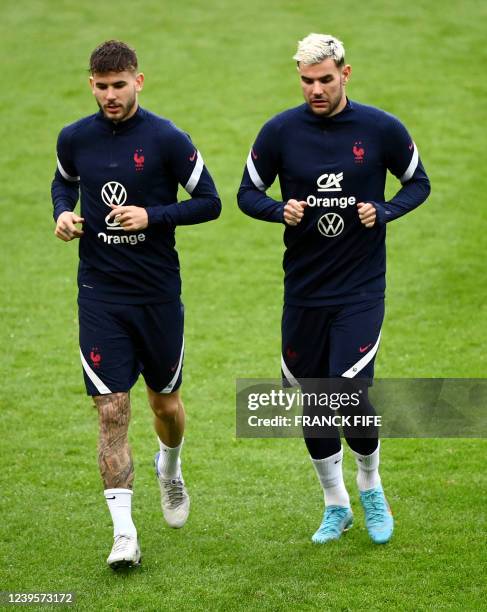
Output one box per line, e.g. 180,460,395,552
1,0,486,610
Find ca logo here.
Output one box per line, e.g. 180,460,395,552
317,213,344,237
317,172,344,192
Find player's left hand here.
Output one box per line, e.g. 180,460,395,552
357,202,376,228
108,204,149,231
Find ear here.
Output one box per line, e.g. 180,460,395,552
342,64,352,84
135,72,145,93
89,75,95,94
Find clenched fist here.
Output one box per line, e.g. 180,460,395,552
284,199,307,226
357,202,377,228
55,211,85,241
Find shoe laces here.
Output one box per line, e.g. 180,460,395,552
362,489,388,525
319,506,349,535
112,534,133,553
162,477,185,509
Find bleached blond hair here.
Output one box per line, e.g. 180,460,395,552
293,33,345,66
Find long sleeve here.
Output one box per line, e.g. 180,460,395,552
372,117,431,224
51,127,80,221
237,120,285,223
146,129,221,227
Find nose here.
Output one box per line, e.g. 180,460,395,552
311,81,323,96
106,87,117,101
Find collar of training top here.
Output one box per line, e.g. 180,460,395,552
96,105,145,132
303,97,354,124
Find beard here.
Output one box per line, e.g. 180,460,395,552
97,91,137,123
309,85,344,117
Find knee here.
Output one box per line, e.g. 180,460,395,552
95,392,130,430
151,394,182,421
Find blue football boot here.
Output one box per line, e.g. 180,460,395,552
312,506,354,543
360,485,394,544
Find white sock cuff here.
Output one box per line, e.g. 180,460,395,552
311,446,343,468
351,440,380,469
104,488,133,498
158,437,184,452
310,446,350,508
104,488,136,538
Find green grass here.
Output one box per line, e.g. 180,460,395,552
0,0,486,610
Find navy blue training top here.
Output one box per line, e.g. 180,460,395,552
52,106,221,304
237,100,430,306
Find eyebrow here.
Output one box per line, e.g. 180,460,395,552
95,80,128,87
301,73,333,81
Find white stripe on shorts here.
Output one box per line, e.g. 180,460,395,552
341,332,381,378
79,348,111,394
281,354,300,387
160,337,185,394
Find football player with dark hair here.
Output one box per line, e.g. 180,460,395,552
52,40,221,568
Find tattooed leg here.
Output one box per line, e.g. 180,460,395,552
94,392,134,490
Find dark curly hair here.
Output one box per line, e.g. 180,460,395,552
89,40,138,74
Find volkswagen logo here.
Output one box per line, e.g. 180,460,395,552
317,213,344,237
101,181,127,207
101,181,127,230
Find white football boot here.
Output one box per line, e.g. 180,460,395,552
107,534,141,570
155,452,190,528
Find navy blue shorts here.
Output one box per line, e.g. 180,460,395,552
78,297,184,396
281,299,384,383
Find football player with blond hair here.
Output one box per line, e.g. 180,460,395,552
238,33,430,545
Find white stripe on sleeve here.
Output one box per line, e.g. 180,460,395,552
79,348,111,394
246,152,266,191
57,157,80,182
160,337,185,394
184,152,204,194
341,333,381,378
400,143,419,184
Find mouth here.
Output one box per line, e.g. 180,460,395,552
311,98,328,107
105,105,121,114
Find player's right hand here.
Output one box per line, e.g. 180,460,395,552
284,199,307,226
54,211,85,242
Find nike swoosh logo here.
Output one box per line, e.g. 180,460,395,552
105,496,116,500
189,150,197,162
409,142,414,150
359,343,372,353
251,148,258,160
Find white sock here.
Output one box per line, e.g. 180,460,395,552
311,447,350,508
104,488,137,538
157,437,183,479
352,442,381,491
